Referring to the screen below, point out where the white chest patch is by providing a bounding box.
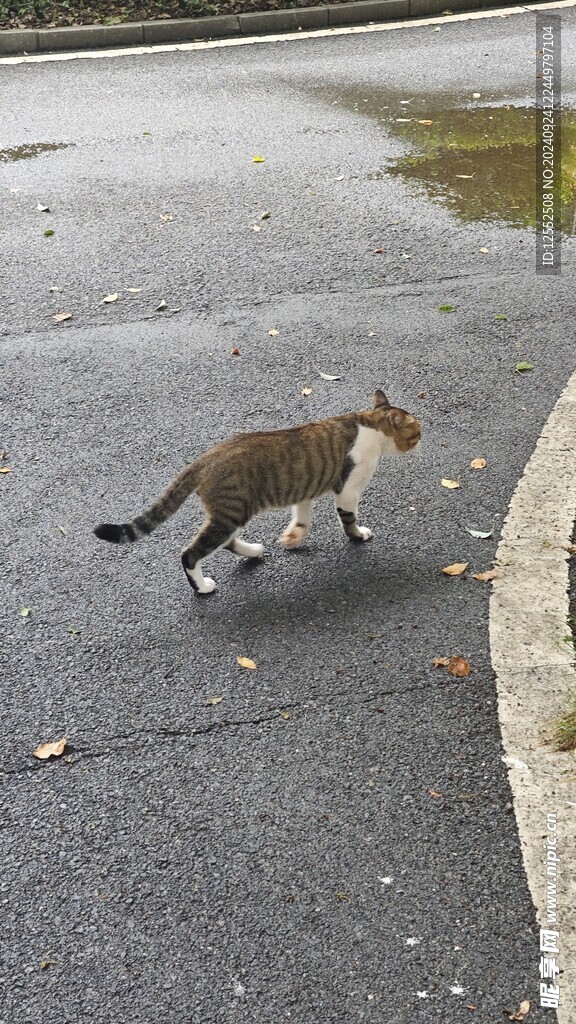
[352,423,397,463]
[344,425,388,491]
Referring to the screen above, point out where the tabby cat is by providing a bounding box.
[94,390,420,594]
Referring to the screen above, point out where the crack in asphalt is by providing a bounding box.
[0,675,462,780]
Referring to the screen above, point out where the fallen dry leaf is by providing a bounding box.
[52,312,72,323]
[465,1005,477,1012]
[466,526,493,539]
[103,293,119,304]
[472,569,501,582]
[374,248,384,254]
[506,1001,531,1022]
[301,386,312,396]
[417,391,425,399]
[231,347,240,356]
[479,247,489,253]
[442,562,468,576]
[237,656,257,670]
[418,119,434,125]
[206,696,224,705]
[268,328,279,336]
[126,287,142,293]
[470,457,487,470]
[433,656,472,676]
[33,737,68,760]
[0,467,11,474]
[448,656,472,677]
[428,788,443,798]
[279,710,291,720]
[455,173,475,179]
[441,478,460,489]
[252,155,265,163]
[336,892,350,901]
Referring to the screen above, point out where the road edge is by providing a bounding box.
[0,0,571,55]
[490,370,576,1021]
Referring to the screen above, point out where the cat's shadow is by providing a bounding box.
[191,541,429,630]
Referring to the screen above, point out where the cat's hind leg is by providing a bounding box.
[333,488,373,542]
[225,534,265,558]
[279,500,313,548]
[181,518,238,593]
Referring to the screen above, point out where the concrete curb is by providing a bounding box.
[490,372,576,1021]
[0,0,533,55]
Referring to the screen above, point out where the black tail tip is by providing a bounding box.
[94,522,124,544]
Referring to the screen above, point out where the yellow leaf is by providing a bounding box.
[237,656,257,670]
[336,892,350,901]
[479,247,489,253]
[0,467,10,474]
[442,562,468,576]
[472,569,501,582]
[206,696,224,705]
[441,478,460,489]
[33,737,68,760]
[470,457,487,470]
[279,710,291,720]
[432,657,450,667]
[52,312,72,322]
[252,155,265,163]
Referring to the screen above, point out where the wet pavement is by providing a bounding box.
[1,9,576,1024]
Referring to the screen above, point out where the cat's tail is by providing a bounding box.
[94,461,200,545]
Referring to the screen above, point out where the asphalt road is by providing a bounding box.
[2,10,575,1023]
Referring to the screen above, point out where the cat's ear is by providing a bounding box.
[373,389,390,409]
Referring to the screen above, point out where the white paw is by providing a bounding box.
[197,577,217,594]
[279,525,307,549]
[358,527,373,541]
[246,542,265,558]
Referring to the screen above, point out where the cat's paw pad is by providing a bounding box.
[357,526,373,541]
[197,577,217,594]
[279,526,307,549]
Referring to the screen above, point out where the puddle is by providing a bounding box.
[318,87,576,235]
[0,142,73,162]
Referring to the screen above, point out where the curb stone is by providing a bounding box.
[490,370,576,1023]
[0,0,527,55]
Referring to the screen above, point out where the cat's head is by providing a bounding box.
[371,389,421,454]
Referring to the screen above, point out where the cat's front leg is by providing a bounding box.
[280,500,313,548]
[333,491,373,542]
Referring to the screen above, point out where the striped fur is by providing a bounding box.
[94,390,421,594]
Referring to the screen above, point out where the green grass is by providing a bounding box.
[552,694,576,752]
